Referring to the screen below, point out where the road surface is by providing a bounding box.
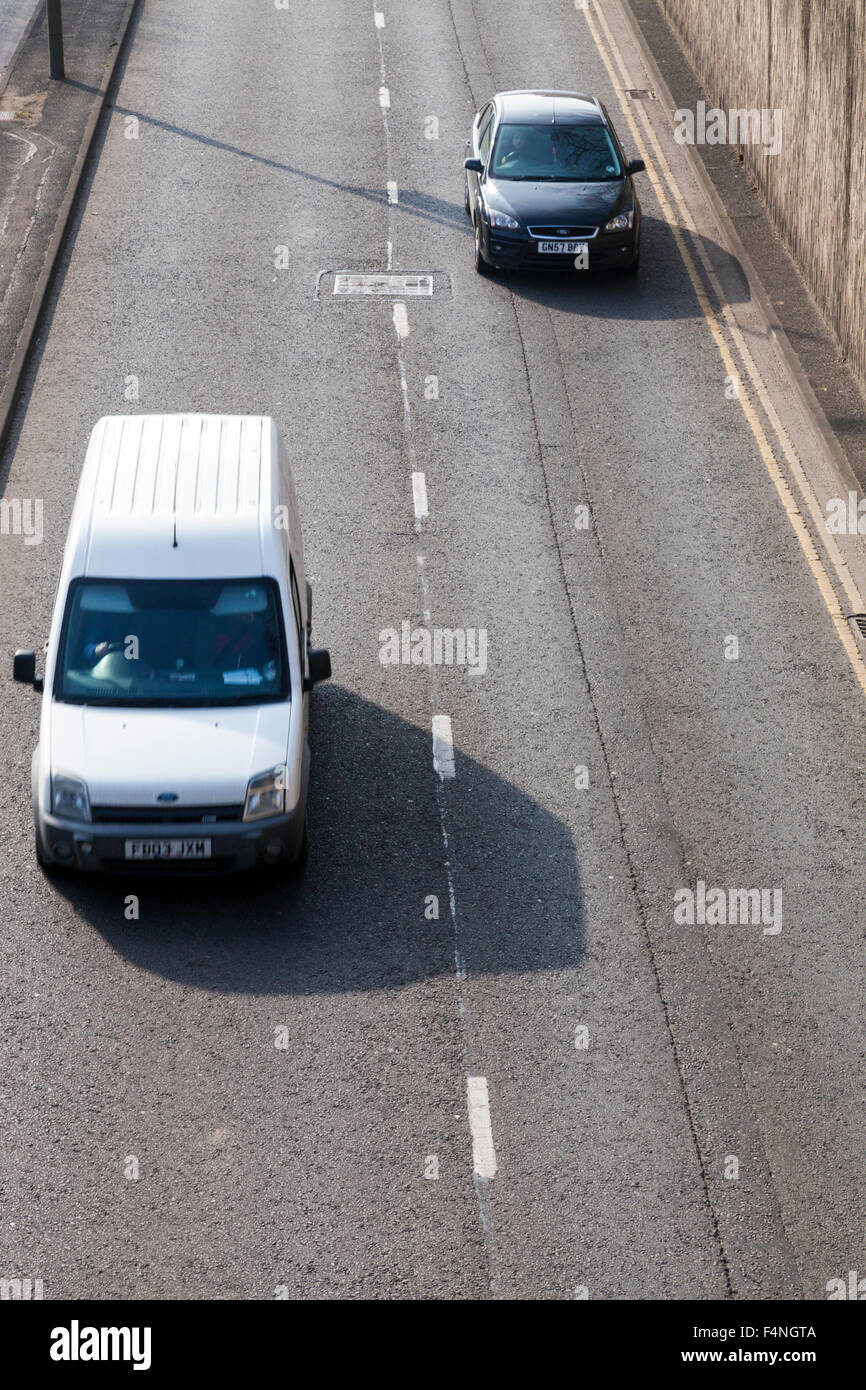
[0,0,864,1299]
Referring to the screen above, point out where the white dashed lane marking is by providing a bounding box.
[411,471,428,519]
[467,1076,497,1181]
[392,301,409,338]
[432,714,455,779]
[387,180,398,204]
[374,11,385,27]
[378,86,390,108]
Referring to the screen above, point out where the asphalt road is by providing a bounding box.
[0,0,864,1300]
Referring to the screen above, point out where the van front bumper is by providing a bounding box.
[36,807,306,875]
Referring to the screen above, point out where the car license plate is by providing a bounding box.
[124,838,212,860]
[538,240,588,255]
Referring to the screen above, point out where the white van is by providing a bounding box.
[13,414,331,874]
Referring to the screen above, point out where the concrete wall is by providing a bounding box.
[656,0,866,391]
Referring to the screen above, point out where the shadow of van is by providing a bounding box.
[46,685,584,994]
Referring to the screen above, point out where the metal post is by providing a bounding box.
[46,0,65,80]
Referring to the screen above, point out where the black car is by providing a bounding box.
[464,90,645,275]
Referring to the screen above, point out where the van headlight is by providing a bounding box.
[243,765,286,821]
[52,773,91,822]
[604,210,634,232]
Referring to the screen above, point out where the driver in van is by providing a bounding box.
[213,611,269,672]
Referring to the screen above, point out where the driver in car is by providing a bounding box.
[497,127,548,174]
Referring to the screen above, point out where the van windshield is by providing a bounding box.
[55,578,289,706]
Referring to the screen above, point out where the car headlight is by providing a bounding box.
[243,765,286,821]
[52,773,91,823]
[488,208,521,229]
[604,210,634,232]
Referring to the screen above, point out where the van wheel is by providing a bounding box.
[36,832,67,878]
[464,179,471,217]
[293,817,309,873]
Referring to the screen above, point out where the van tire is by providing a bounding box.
[36,832,67,878]
[273,814,307,876]
[292,816,309,873]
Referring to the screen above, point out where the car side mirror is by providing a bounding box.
[13,649,42,690]
[626,158,646,175]
[304,647,331,691]
[464,157,483,174]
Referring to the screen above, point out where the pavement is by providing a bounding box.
[0,0,38,83]
[0,0,864,1300]
[0,0,134,452]
[626,0,866,492]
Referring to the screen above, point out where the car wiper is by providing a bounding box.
[496,174,568,181]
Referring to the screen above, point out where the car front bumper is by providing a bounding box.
[482,223,639,270]
[35,805,307,874]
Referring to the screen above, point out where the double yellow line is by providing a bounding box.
[581,0,866,697]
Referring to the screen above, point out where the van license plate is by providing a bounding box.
[125,839,212,860]
[538,240,587,255]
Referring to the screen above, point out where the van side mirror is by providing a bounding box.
[464,157,483,174]
[626,158,646,175]
[304,648,331,691]
[13,649,42,690]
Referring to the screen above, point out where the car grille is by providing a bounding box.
[90,804,244,824]
[527,224,599,239]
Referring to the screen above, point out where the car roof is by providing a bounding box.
[495,90,605,124]
[66,414,287,581]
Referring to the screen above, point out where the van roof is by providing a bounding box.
[67,414,288,580]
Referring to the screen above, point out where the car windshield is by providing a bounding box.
[55,578,288,706]
[490,122,622,181]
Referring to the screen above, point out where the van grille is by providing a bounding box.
[90,804,244,824]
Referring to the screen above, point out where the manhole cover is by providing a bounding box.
[333,273,433,296]
[624,88,655,100]
[849,614,866,638]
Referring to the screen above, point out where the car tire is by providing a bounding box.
[621,250,640,276]
[464,179,471,217]
[474,221,493,275]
